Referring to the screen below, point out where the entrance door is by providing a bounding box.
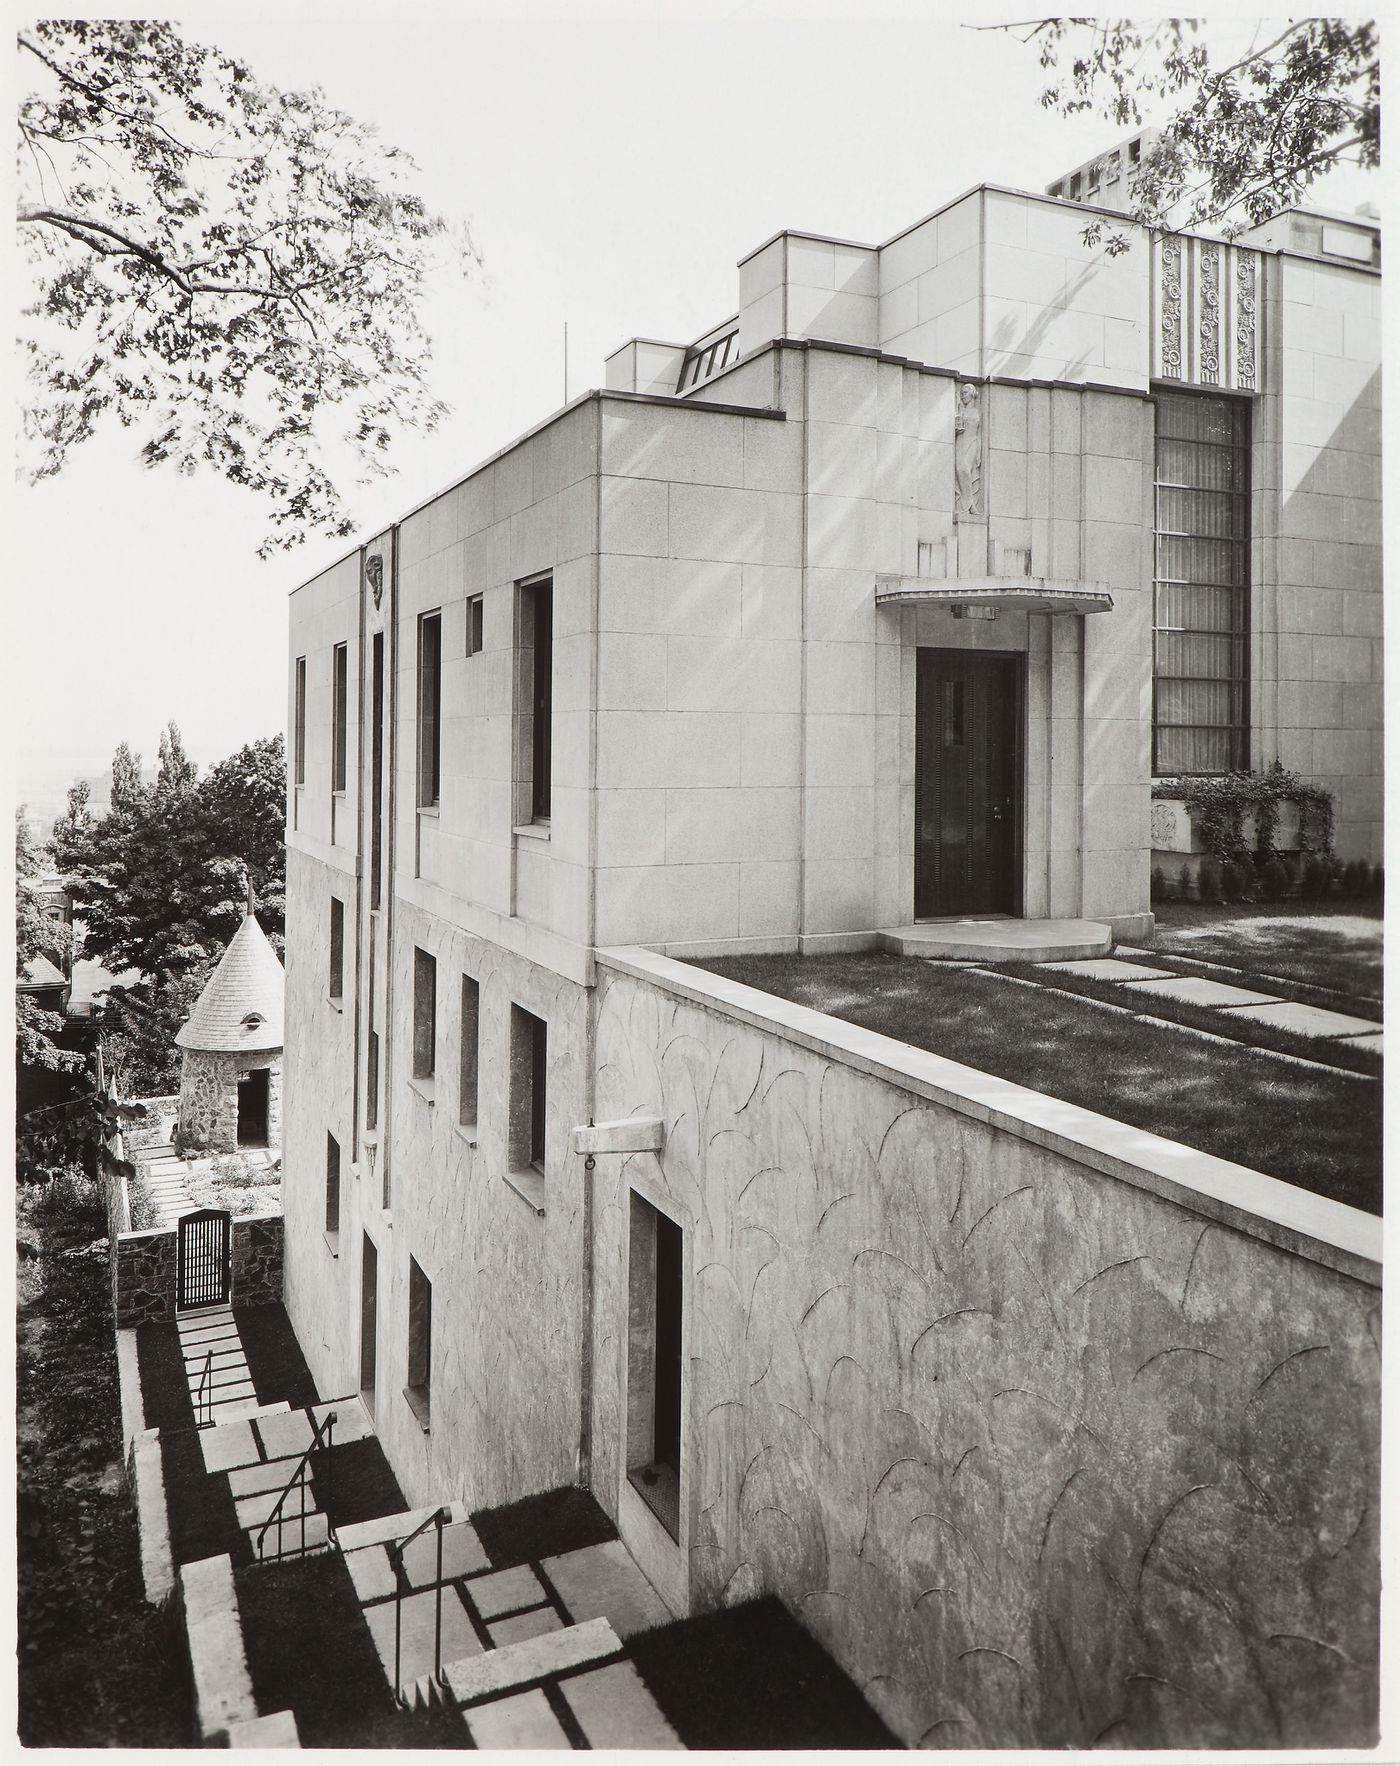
[237,1069,269,1146]
[915,649,1022,918]
[360,1234,378,1413]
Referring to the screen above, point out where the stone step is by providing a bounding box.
[309,1398,376,1444]
[189,1361,253,1392]
[363,1585,481,1693]
[183,1344,247,1370]
[559,1659,683,1750]
[441,1617,622,1707]
[879,917,1113,964]
[248,1509,331,1562]
[200,1379,258,1410]
[396,1521,490,1586]
[466,1688,571,1750]
[337,1502,470,1555]
[227,1456,307,1500]
[198,1406,289,1475]
[235,1483,318,1531]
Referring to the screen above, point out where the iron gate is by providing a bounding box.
[178,1208,231,1309]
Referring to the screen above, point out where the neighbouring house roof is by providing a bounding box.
[176,911,285,1054]
[20,954,68,992]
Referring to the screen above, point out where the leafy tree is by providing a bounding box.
[18,19,477,555]
[51,723,286,1094]
[15,808,80,1075]
[1000,19,1379,247]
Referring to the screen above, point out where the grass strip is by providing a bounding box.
[629,1593,898,1749]
[311,1435,406,1531]
[998,960,1381,1078]
[161,1427,249,1570]
[472,1485,617,1568]
[235,1553,465,1747]
[135,1321,195,1433]
[234,1304,321,1409]
[1148,901,1382,999]
[1130,944,1383,1018]
[697,952,1381,1214]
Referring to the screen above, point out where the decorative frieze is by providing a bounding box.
[1153,234,1262,390]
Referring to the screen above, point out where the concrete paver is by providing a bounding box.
[542,1540,671,1639]
[465,1563,547,1620]
[1218,999,1382,1039]
[560,1659,682,1749]
[466,1688,571,1749]
[257,1410,316,1460]
[228,1457,305,1499]
[199,1419,259,1474]
[228,1709,301,1747]
[235,1483,315,1530]
[488,1607,563,1649]
[248,1510,330,1560]
[443,1617,620,1705]
[399,1520,490,1585]
[1038,957,1176,981]
[1344,1031,1384,1054]
[1121,975,1280,1009]
[363,1585,481,1689]
[345,1543,397,1603]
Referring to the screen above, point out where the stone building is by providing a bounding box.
[176,906,285,1153]
[280,153,1381,1746]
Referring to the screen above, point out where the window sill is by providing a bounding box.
[403,1386,432,1434]
[512,821,551,844]
[323,1230,340,1259]
[327,996,344,1014]
[417,804,441,819]
[455,1122,478,1148]
[408,1077,436,1106]
[503,1168,546,1216]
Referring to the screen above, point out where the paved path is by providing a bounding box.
[1031,954,1382,1055]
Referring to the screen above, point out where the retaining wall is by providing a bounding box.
[589,946,1381,1752]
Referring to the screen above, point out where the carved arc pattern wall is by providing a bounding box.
[1151,234,1261,390]
[589,965,1379,1751]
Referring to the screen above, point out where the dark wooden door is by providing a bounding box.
[178,1209,230,1309]
[915,649,1022,918]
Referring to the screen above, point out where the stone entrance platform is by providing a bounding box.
[879,918,1113,963]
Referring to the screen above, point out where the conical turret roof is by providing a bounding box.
[175,910,285,1054]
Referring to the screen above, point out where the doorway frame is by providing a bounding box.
[912,645,1027,921]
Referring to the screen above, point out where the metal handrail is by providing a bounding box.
[255,1411,336,1561]
[387,1506,448,1705]
[195,1351,214,1429]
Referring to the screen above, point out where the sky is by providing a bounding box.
[8,3,1382,827]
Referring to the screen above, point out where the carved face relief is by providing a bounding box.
[366,551,384,609]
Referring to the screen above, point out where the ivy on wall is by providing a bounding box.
[1152,761,1334,862]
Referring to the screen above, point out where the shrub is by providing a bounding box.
[1198,856,1224,904]
[1260,857,1290,900]
[1303,853,1332,899]
[1150,864,1169,901]
[1236,853,1259,900]
[1221,858,1246,903]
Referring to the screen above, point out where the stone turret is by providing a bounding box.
[175,900,285,1154]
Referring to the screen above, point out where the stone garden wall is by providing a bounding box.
[111,1212,284,1326]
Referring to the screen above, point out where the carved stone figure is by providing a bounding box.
[366,551,385,609]
[954,381,983,519]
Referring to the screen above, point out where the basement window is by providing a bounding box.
[325,1132,341,1240]
[404,1257,432,1431]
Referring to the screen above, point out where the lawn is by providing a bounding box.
[697,952,1380,1214]
[472,1484,618,1568]
[1145,899,1382,1003]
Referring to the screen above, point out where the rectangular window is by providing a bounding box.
[325,1133,341,1236]
[294,657,307,785]
[406,1256,432,1428]
[332,642,348,793]
[367,1029,380,1131]
[466,595,484,657]
[329,897,344,1000]
[1153,391,1251,774]
[508,1004,547,1174]
[459,974,480,1129]
[370,631,384,909]
[413,948,436,1081]
[517,580,553,823]
[627,1193,683,1540]
[417,611,442,808]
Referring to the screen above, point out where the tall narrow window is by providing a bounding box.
[517,579,553,824]
[466,594,484,657]
[417,611,442,808]
[294,657,307,786]
[627,1194,683,1540]
[329,897,344,1000]
[1153,391,1250,774]
[367,1029,380,1131]
[325,1133,341,1236]
[370,631,384,909]
[332,642,348,793]
[413,948,436,1081]
[459,974,480,1129]
[406,1257,432,1428]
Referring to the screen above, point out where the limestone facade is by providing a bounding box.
[283,171,1381,1748]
